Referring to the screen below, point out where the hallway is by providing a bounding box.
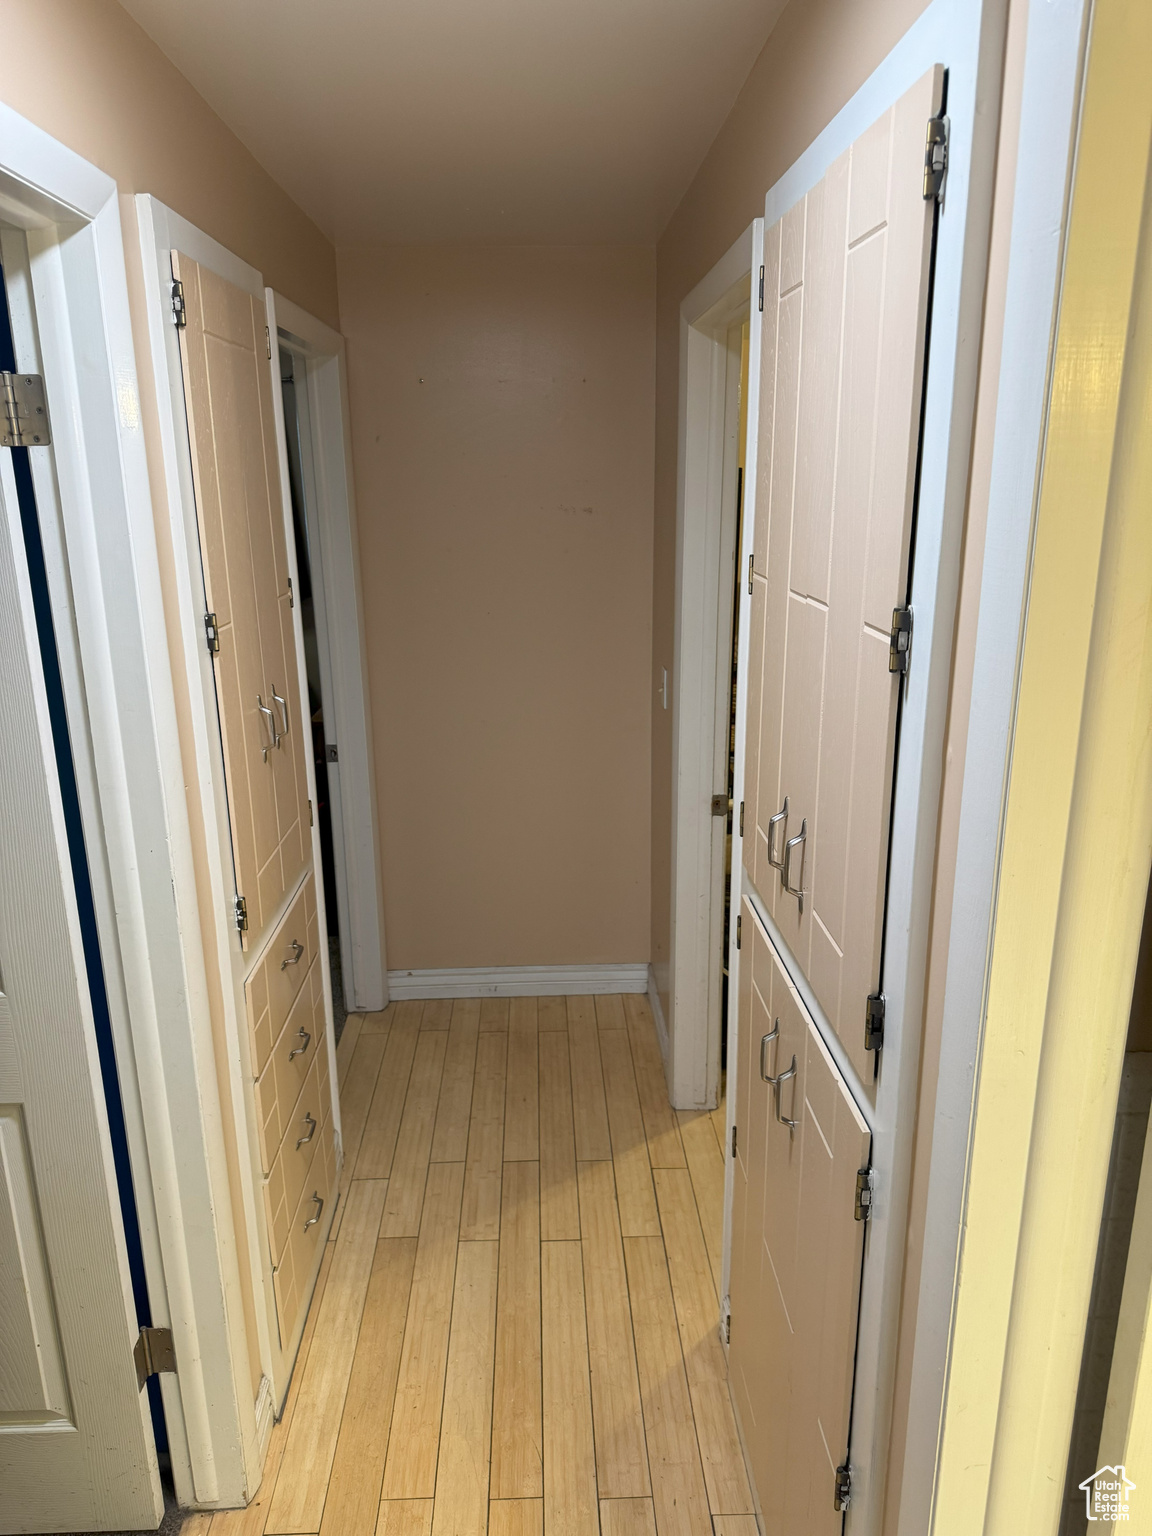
[209,995,752,1536]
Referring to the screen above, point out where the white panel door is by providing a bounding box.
[729,899,871,1533]
[0,453,162,1531]
[745,69,942,1087]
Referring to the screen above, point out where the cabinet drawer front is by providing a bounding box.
[273,1113,336,1351]
[263,1042,331,1268]
[254,956,325,1172]
[245,873,319,1080]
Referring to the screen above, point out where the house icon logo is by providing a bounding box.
[1080,1466,1135,1521]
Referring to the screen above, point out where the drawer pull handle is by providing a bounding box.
[257,694,279,760]
[271,687,289,743]
[296,1112,317,1150]
[281,940,304,970]
[767,796,789,869]
[303,1191,324,1230]
[782,818,807,912]
[773,1055,799,1133]
[759,1022,780,1082]
[288,1027,311,1060]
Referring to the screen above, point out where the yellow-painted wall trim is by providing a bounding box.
[932,0,1152,1531]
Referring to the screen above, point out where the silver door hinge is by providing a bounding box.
[855,1167,874,1222]
[1,372,50,447]
[204,611,220,655]
[308,798,314,827]
[739,800,744,837]
[748,553,754,595]
[758,264,765,312]
[288,575,295,608]
[234,894,249,933]
[924,116,949,202]
[736,914,742,950]
[711,793,729,818]
[171,279,187,329]
[889,606,913,674]
[834,1463,852,1512]
[731,1124,737,1158]
[724,1310,731,1345]
[265,324,272,360]
[865,991,885,1053]
[134,1326,176,1390]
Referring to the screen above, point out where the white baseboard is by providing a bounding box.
[647,965,671,1065]
[386,963,650,1000]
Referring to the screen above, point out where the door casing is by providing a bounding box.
[269,290,389,1015]
[135,195,346,1481]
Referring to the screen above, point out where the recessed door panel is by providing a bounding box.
[0,1101,69,1423]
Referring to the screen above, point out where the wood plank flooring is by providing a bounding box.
[216,995,751,1536]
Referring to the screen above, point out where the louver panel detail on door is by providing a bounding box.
[174,252,310,951]
[743,68,941,1087]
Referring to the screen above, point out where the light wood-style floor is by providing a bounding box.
[207,994,754,1536]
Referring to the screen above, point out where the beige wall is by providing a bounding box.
[338,244,654,972]
[0,0,338,326]
[649,0,931,1011]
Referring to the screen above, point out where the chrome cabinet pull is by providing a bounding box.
[271,686,288,743]
[303,1191,324,1230]
[296,1111,317,1150]
[773,1054,798,1133]
[288,1026,311,1060]
[760,1022,780,1082]
[256,694,278,760]
[281,939,304,971]
[767,796,789,869]
[782,818,807,912]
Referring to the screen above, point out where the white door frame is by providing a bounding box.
[0,107,255,1507]
[668,229,758,1113]
[135,195,345,1451]
[268,291,389,1014]
[895,0,1092,1525]
[705,0,1011,1530]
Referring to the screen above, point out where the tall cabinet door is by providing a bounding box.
[744,68,941,1085]
[174,252,311,951]
[729,901,870,1534]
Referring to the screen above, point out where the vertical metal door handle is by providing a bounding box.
[256,694,278,759]
[782,818,807,911]
[271,687,288,743]
[303,1191,324,1230]
[281,940,304,970]
[767,796,789,868]
[296,1111,317,1150]
[288,1026,311,1060]
[772,1055,798,1132]
[760,1023,780,1082]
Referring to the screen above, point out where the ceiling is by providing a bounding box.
[119,0,786,245]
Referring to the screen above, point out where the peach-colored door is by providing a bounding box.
[174,252,310,952]
[744,68,942,1086]
[730,901,871,1532]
